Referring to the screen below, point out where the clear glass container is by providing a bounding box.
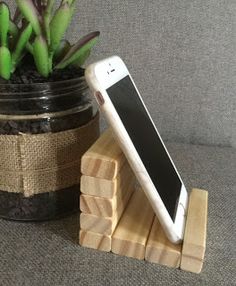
[0,77,99,221]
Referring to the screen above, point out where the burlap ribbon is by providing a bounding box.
[0,113,100,197]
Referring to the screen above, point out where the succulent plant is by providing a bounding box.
[0,0,100,80]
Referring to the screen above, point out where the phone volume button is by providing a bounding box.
[94,91,105,105]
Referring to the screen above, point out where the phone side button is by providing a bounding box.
[94,91,105,105]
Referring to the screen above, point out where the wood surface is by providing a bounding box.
[80,161,136,199]
[180,188,208,273]
[80,180,135,217]
[79,230,111,252]
[79,128,208,273]
[111,189,155,260]
[145,217,182,268]
[81,129,126,180]
[80,175,115,198]
[80,187,134,235]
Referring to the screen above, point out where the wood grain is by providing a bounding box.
[81,175,115,199]
[80,161,136,199]
[81,129,126,180]
[79,230,111,252]
[79,129,208,272]
[111,189,155,260]
[180,188,208,273]
[80,177,135,217]
[145,217,182,268]
[80,187,134,235]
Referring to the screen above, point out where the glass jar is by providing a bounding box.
[0,77,99,221]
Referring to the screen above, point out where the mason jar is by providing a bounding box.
[0,77,99,221]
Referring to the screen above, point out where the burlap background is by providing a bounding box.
[0,113,100,197]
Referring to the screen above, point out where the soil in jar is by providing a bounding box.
[0,55,96,221]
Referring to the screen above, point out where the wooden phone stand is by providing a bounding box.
[79,129,208,274]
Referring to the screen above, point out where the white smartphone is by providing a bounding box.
[85,56,188,244]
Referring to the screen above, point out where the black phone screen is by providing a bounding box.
[106,75,182,220]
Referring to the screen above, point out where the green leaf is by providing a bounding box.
[72,49,90,67]
[33,35,49,77]
[8,21,19,50]
[12,24,32,69]
[54,39,70,62]
[0,2,10,47]
[49,3,72,53]
[16,0,41,36]
[26,42,33,54]
[55,31,100,69]
[0,46,11,80]
[9,20,19,37]
[43,0,55,44]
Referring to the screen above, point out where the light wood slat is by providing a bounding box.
[111,189,155,260]
[180,188,208,273]
[81,129,126,180]
[81,161,135,199]
[80,187,134,235]
[80,175,135,217]
[79,230,111,252]
[81,175,114,198]
[145,217,182,268]
[79,127,208,273]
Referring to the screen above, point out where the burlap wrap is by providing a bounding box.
[0,113,100,197]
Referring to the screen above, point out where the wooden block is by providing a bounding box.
[80,173,135,217]
[81,129,126,180]
[81,161,135,199]
[180,188,208,273]
[80,187,134,235]
[145,217,182,268]
[81,175,115,198]
[79,230,111,252]
[111,189,155,260]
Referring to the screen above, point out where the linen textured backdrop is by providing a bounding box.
[8,0,236,148]
[1,2,236,286]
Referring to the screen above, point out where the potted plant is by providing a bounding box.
[0,0,100,221]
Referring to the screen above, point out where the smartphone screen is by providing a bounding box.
[106,75,182,220]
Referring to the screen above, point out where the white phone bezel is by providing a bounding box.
[85,56,188,243]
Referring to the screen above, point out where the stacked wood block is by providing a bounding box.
[180,188,208,273]
[112,188,155,260]
[79,129,136,251]
[79,129,208,274]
